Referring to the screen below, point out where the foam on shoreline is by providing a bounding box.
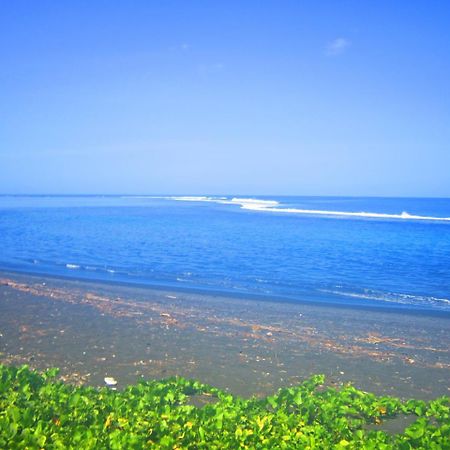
[1,270,449,400]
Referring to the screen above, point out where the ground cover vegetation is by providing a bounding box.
[0,364,448,449]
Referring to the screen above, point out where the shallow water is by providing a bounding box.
[1,195,450,312]
[1,271,448,400]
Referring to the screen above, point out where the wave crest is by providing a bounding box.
[320,289,450,310]
[153,196,450,222]
[253,207,450,221]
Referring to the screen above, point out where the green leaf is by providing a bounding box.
[405,421,426,439]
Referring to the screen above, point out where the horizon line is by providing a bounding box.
[1,193,450,200]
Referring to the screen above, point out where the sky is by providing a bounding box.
[1,1,449,196]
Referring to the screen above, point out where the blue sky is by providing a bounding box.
[1,1,449,196]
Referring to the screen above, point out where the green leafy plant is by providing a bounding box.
[0,364,449,448]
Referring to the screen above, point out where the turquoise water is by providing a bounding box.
[0,195,449,312]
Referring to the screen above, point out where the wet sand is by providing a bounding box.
[0,271,449,399]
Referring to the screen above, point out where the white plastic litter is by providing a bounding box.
[104,377,118,386]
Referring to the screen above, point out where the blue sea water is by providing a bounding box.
[0,195,449,312]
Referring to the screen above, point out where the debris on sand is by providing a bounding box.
[104,376,118,386]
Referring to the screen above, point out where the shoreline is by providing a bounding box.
[1,267,449,318]
[0,270,449,400]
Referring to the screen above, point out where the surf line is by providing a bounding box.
[162,196,450,222]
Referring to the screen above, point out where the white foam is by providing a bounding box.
[66,264,80,269]
[162,196,450,222]
[237,204,450,221]
[167,196,280,209]
[320,289,450,309]
[230,198,280,207]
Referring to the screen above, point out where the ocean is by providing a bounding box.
[1,195,449,312]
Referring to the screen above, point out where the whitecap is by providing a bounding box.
[162,196,450,222]
[230,198,280,207]
[320,289,450,309]
[237,204,450,221]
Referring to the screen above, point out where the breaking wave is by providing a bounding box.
[162,196,450,222]
[244,206,450,221]
[320,289,450,310]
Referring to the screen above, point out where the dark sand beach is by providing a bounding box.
[1,270,449,400]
